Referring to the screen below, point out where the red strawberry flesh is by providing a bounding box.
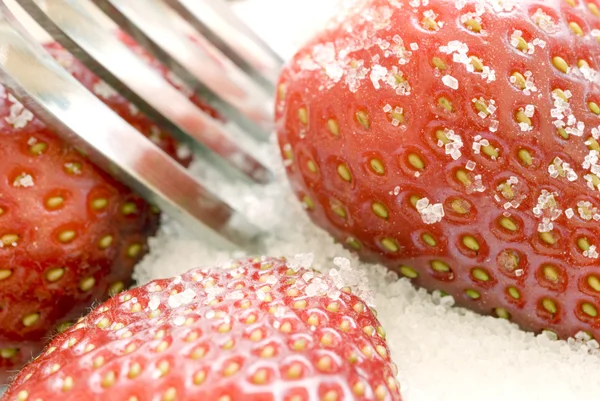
[2,257,401,401]
[276,0,600,339]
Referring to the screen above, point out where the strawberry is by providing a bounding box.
[0,34,213,382]
[2,257,402,401]
[276,0,600,339]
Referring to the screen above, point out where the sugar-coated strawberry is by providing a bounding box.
[2,257,402,401]
[276,0,600,339]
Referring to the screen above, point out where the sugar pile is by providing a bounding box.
[133,1,600,400]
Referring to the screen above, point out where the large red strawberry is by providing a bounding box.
[2,257,402,401]
[0,35,214,382]
[276,0,600,339]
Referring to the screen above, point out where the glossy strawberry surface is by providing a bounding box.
[3,257,401,401]
[276,0,600,339]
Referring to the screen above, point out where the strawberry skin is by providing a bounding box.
[276,0,600,339]
[2,257,401,401]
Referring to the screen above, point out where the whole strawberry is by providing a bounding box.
[276,0,600,339]
[2,257,401,401]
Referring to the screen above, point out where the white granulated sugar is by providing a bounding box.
[133,1,600,401]
[442,75,459,89]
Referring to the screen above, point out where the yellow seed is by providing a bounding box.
[98,235,113,249]
[346,237,361,250]
[363,325,375,336]
[58,230,76,243]
[64,162,82,175]
[353,302,365,314]
[589,102,600,115]
[407,153,425,170]
[277,83,286,100]
[317,356,333,371]
[410,195,422,208]
[557,128,569,140]
[553,88,569,102]
[1,234,19,246]
[0,348,18,359]
[162,387,177,401]
[390,108,404,124]
[515,110,532,126]
[499,217,518,232]
[370,159,385,175]
[431,260,450,273]
[0,269,13,281]
[17,390,28,401]
[356,110,370,129]
[398,266,418,280]
[293,338,307,350]
[372,202,389,219]
[432,57,447,70]
[30,142,47,155]
[511,72,526,90]
[302,195,315,210]
[321,333,334,346]
[539,231,557,245]
[224,362,240,376]
[542,298,557,314]
[193,370,206,385]
[97,317,110,329]
[474,99,490,115]
[470,56,484,72]
[464,18,482,32]
[121,202,138,216]
[381,238,399,252]
[328,119,340,135]
[251,368,269,385]
[588,137,600,151]
[465,289,480,299]
[46,196,64,209]
[108,281,125,296]
[552,56,569,73]
[455,169,472,186]
[514,36,528,52]
[331,204,347,219]
[422,233,437,247]
[438,97,454,112]
[307,160,318,173]
[495,308,511,319]
[92,198,108,210]
[451,199,470,214]
[565,0,576,6]
[569,21,584,36]
[250,329,263,342]
[127,244,142,258]
[508,287,520,299]
[472,268,490,282]
[286,362,303,379]
[579,59,590,69]
[422,17,439,30]
[128,362,142,379]
[298,107,308,125]
[435,129,450,144]
[101,371,116,388]
[190,346,206,360]
[543,265,559,282]
[518,149,533,166]
[260,345,276,358]
[327,302,340,312]
[157,360,170,376]
[22,313,39,327]
[79,277,95,292]
[590,2,600,17]
[462,235,480,251]
[294,299,307,309]
[587,275,600,292]
[582,303,598,317]
[156,341,169,352]
[353,381,366,396]
[337,164,352,182]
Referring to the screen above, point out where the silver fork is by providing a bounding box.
[0,0,284,251]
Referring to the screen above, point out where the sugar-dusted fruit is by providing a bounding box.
[2,257,402,401]
[276,0,600,339]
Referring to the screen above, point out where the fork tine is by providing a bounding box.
[0,1,264,250]
[165,0,283,89]
[16,0,273,184]
[90,0,274,140]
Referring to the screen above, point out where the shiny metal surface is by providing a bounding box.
[166,0,283,88]
[0,1,265,250]
[17,0,272,184]
[92,0,275,140]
